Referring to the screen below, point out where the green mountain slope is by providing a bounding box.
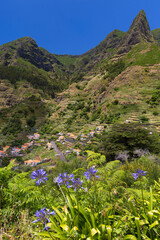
[47,10,160,138]
[152,28,160,45]
[1,9,160,146]
[76,29,126,70]
[0,38,72,145]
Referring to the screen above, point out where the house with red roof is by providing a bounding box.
[24,159,41,166]
[3,146,10,152]
[0,150,5,157]
[73,149,81,156]
[11,147,21,156]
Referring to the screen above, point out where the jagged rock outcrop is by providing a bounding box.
[117,10,154,54]
[0,37,62,71]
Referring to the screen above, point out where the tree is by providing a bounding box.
[100,123,160,161]
[26,115,36,127]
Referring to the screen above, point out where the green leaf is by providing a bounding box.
[124,235,137,240]
[51,206,64,222]
[149,187,153,211]
[128,198,138,216]
[91,228,98,236]
[149,220,159,230]
[135,217,141,240]
[99,224,106,234]
[89,211,96,228]
[139,219,149,225]
[106,225,112,240]
[35,232,51,237]
[81,234,86,239]
[71,226,78,232]
[141,234,151,240]
[66,194,75,218]
[147,211,153,223]
[60,224,70,232]
[78,206,92,229]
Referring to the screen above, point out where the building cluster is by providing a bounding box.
[0,125,105,167]
[0,146,10,158]
[55,126,105,156]
[27,133,40,140]
[0,133,41,166]
[56,126,104,144]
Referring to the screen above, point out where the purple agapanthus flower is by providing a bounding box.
[33,207,55,231]
[132,168,147,180]
[84,167,99,180]
[72,178,84,191]
[31,169,48,185]
[56,173,74,188]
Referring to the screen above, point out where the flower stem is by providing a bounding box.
[41,185,49,208]
[140,179,145,213]
[58,183,70,209]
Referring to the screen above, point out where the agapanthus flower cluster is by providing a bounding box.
[33,207,55,230]
[31,169,48,186]
[56,173,74,188]
[56,172,84,191]
[132,168,147,180]
[84,167,99,180]
[72,178,84,191]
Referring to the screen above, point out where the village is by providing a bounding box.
[0,126,105,167]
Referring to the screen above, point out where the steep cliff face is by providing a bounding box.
[0,37,62,71]
[117,10,154,54]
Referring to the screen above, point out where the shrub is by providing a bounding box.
[153,111,159,116]
[139,115,149,123]
[105,112,120,124]
[112,99,119,105]
[26,115,36,127]
[114,87,119,91]
[106,60,126,80]
[91,111,99,121]
[2,117,22,136]
[99,86,106,93]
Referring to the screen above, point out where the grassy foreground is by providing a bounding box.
[1,151,160,239]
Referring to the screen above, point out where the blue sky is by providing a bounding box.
[0,0,160,55]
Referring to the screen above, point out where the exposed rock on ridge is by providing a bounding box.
[118,10,154,54]
[0,37,62,71]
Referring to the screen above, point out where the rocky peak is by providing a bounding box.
[118,10,154,54]
[0,37,61,71]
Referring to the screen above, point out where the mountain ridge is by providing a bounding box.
[1,9,160,146]
[0,36,62,71]
[0,10,159,73]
